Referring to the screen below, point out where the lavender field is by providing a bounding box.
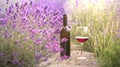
[0,0,120,67]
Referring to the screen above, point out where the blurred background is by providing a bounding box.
[0,0,120,67]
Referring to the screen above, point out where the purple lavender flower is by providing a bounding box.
[0,8,1,12]
[21,17,28,22]
[54,29,60,34]
[45,44,49,49]
[3,57,9,63]
[52,43,62,53]
[60,55,70,60]
[15,2,19,7]
[0,18,7,25]
[14,40,20,44]
[34,39,41,46]
[61,38,68,42]
[18,61,24,67]
[0,0,65,66]
[43,57,48,61]
[20,44,24,49]
[12,23,16,29]
[29,46,32,49]
[60,48,64,52]
[35,52,42,61]
[24,37,29,41]
[12,52,18,57]
[23,2,28,7]
[35,8,41,14]
[0,52,3,57]
[6,0,9,4]
[30,1,33,5]
[76,0,78,6]
[3,30,9,38]
[30,29,42,34]
[116,30,120,39]
[12,58,19,64]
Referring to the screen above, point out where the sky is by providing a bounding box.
[0,0,66,7]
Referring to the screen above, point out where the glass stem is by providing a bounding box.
[81,43,83,56]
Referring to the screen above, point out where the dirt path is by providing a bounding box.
[40,45,99,67]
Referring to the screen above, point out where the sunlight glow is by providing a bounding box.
[64,0,116,13]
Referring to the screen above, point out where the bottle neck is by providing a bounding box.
[63,14,67,26]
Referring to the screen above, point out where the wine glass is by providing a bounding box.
[75,26,88,60]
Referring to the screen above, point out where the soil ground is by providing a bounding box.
[40,45,99,67]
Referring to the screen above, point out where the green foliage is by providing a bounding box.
[100,42,120,67]
[0,37,36,67]
[67,0,120,67]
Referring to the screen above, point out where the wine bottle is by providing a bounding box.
[60,14,70,57]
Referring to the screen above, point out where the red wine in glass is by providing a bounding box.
[75,36,88,43]
[75,27,88,60]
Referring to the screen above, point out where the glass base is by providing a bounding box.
[77,57,87,60]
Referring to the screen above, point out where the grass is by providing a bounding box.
[66,0,120,67]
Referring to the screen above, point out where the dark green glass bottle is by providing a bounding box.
[60,14,70,57]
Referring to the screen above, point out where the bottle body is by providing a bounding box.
[60,14,70,57]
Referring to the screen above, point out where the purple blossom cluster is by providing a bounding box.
[0,0,64,66]
[0,52,3,57]
[60,55,70,60]
[61,38,68,42]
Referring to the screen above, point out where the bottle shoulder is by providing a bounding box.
[61,26,70,31]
